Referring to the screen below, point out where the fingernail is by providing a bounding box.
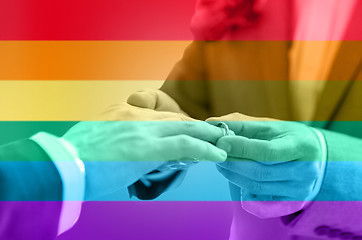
[218,141,231,153]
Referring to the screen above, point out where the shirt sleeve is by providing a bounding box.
[30,132,85,236]
[306,128,327,201]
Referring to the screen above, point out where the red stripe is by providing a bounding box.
[0,0,195,40]
[0,0,361,40]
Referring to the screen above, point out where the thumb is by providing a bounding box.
[127,89,157,110]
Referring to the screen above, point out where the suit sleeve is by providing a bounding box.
[160,41,211,120]
[0,139,62,240]
[288,129,362,238]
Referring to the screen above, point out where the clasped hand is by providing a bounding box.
[208,113,325,218]
[127,90,325,217]
[63,103,227,200]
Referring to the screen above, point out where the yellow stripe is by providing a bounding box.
[0,80,163,121]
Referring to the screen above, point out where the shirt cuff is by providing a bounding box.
[30,132,85,236]
[306,128,327,201]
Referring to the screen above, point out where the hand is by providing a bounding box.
[127,88,185,113]
[63,104,227,200]
[208,113,325,218]
[128,89,192,174]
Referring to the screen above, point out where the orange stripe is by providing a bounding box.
[0,41,190,80]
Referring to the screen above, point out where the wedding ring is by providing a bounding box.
[217,122,230,136]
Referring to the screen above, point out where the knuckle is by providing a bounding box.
[177,135,193,151]
[183,121,194,129]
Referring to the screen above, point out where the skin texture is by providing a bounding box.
[208,113,323,218]
[63,103,226,200]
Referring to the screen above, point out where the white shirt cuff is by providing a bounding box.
[306,128,327,201]
[30,132,85,236]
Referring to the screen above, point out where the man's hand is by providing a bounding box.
[208,113,325,218]
[127,88,185,113]
[63,104,226,200]
[127,89,193,178]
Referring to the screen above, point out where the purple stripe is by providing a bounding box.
[2,201,362,239]
[59,201,233,240]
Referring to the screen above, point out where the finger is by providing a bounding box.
[216,165,295,197]
[216,136,302,164]
[160,121,226,144]
[127,90,157,110]
[207,114,275,139]
[156,135,227,163]
[219,158,320,182]
[217,158,297,181]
